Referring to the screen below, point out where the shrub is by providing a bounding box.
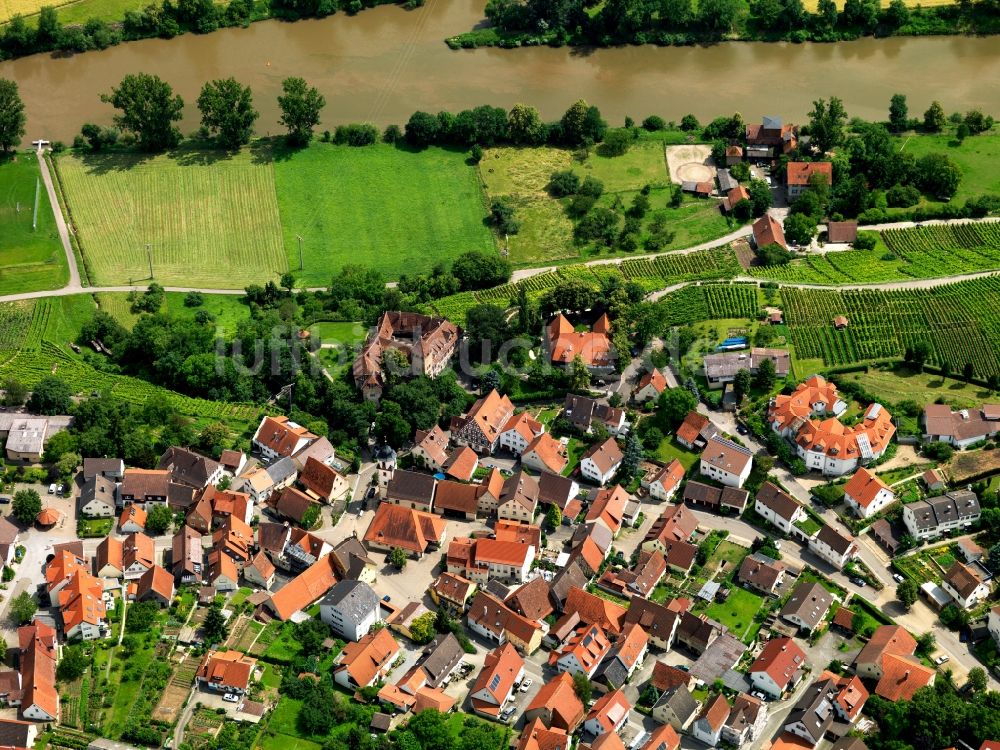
[852,231,878,250]
[642,115,666,131]
[548,170,581,197]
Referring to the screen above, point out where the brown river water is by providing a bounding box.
[2,0,1000,142]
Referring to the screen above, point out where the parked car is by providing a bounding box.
[519,678,532,693]
[936,655,950,665]
[0,497,9,505]
[736,424,748,435]
[851,578,867,588]
[893,573,905,583]
[223,693,240,703]
[47,484,56,494]
[500,706,516,721]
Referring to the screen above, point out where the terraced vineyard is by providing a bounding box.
[429,247,741,320]
[782,276,1000,376]
[0,298,262,422]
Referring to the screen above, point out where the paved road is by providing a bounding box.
[35,145,81,291]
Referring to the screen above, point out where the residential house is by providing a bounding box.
[505,578,554,623]
[873,652,935,701]
[922,404,1000,449]
[583,689,631,737]
[524,672,585,732]
[3,418,47,462]
[197,650,257,694]
[13,621,59,722]
[538,473,580,511]
[722,694,767,747]
[429,572,475,612]
[547,314,614,373]
[699,436,753,488]
[563,395,627,435]
[902,490,981,540]
[941,561,991,609]
[0,517,17,568]
[816,671,869,725]
[674,611,723,655]
[550,623,611,677]
[469,642,524,719]
[467,591,543,654]
[94,536,123,579]
[558,587,627,637]
[643,504,699,551]
[691,694,730,747]
[251,415,318,462]
[619,598,679,651]
[580,438,624,486]
[206,550,239,592]
[353,311,460,401]
[754,482,804,533]
[45,549,89,598]
[79,475,117,518]
[320,579,380,641]
[452,390,516,454]
[413,425,451,470]
[808,525,858,570]
[265,553,339,621]
[243,552,276,589]
[737,553,785,596]
[783,678,842,746]
[598,550,666,600]
[497,471,540,523]
[500,412,545,456]
[334,629,399,690]
[647,460,685,503]
[118,504,146,534]
[569,522,614,578]
[0,719,36,749]
[119,468,183,509]
[780,582,834,632]
[158,446,223,490]
[595,621,648,687]
[83,458,124,481]
[843,468,895,519]
[550,562,590,612]
[853,625,935,701]
[122,532,155,580]
[299,456,349,503]
[136,565,174,607]
[363,503,447,558]
[721,184,751,213]
[752,214,787,251]
[651,685,699,732]
[58,571,107,640]
[703,349,791,390]
[587,485,629,537]
[272,486,317,526]
[682,481,749,515]
[746,116,798,158]
[521,433,569,475]
[749,638,806,699]
[219,449,248,476]
[769,377,895,477]
[212,515,254,567]
[853,625,918,680]
[786,162,833,201]
[433,480,485,520]
[517,720,569,750]
[675,412,719,450]
[634,369,668,403]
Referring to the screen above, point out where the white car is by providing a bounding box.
[519,678,532,693]
[935,655,950,665]
[47,484,56,494]
[223,693,240,703]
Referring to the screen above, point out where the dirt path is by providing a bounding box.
[35,146,81,290]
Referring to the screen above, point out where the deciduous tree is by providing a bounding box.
[197,77,258,149]
[277,76,325,146]
[0,78,26,152]
[896,579,917,610]
[389,546,408,570]
[888,93,908,132]
[101,73,184,152]
[12,489,41,525]
[923,101,947,132]
[10,591,36,625]
[808,97,848,153]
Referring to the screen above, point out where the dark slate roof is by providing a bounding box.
[387,469,437,505]
[420,633,465,688]
[653,685,699,724]
[266,457,298,485]
[550,561,590,609]
[321,579,379,625]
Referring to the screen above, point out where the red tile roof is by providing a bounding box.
[753,214,786,250]
[875,652,934,701]
[266,553,339,621]
[363,503,446,555]
[843,467,892,509]
[337,629,399,687]
[787,161,833,187]
[548,314,613,368]
[526,672,585,731]
[197,649,257,692]
[750,637,806,691]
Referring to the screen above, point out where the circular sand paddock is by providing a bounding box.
[675,162,715,183]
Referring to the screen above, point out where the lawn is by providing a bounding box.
[95,291,251,334]
[842,367,991,410]
[479,141,731,266]
[704,587,764,643]
[57,149,288,288]
[897,128,1000,204]
[77,517,113,538]
[0,0,150,24]
[310,321,367,347]
[653,435,700,471]
[562,437,587,477]
[273,143,494,284]
[705,540,751,577]
[0,153,69,295]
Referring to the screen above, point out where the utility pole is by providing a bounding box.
[146,243,153,279]
[296,235,303,271]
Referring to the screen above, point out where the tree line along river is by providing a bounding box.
[2,0,1000,143]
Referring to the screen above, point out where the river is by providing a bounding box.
[3,0,1000,142]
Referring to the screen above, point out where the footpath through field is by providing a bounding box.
[2,205,999,306]
[35,144,81,290]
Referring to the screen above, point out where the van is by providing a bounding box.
[48,484,56,495]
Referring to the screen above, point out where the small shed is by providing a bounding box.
[725,145,744,165]
[769,311,783,325]
[371,713,392,733]
[827,221,859,244]
[833,316,849,330]
[923,469,946,492]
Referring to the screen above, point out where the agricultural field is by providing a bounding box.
[57,149,287,288]
[0,296,262,423]
[781,276,1000,376]
[273,143,494,284]
[897,129,1000,204]
[479,141,732,265]
[0,0,148,24]
[749,223,1000,285]
[656,283,761,326]
[431,246,742,321]
[0,154,69,295]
